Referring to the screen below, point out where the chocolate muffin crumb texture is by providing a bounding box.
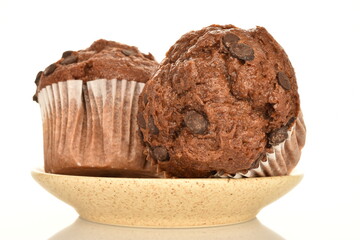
[138,25,300,177]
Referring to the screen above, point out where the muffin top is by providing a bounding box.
[33,39,158,101]
[138,25,300,177]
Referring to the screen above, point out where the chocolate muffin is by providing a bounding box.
[34,39,162,177]
[138,25,306,178]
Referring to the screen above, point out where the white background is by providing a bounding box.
[0,0,359,239]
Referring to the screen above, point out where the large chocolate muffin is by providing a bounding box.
[138,25,305,178]
[34,39,162,177]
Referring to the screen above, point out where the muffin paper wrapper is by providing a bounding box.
[217,111,306,178]
[38,79,158,176]
[38,79,305,178]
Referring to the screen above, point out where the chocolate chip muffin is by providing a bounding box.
[138,25,306,178]
[34,39,162,177]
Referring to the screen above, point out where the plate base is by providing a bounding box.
[32,169,303,228]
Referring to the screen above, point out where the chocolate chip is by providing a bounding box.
[277,72,291,90]
[268,126,288,145]
[223,33,240,47]
[121,49,135,56]
[32,94,38,102]
[184,110,208,134]
[137,113,146,129]
[34,71,42,85]
[152,146,169,162]
[228,43,255,61]
[62,51,73,58]
[43,64,57,76]
[61,55,78,65]
[148,115,159,135]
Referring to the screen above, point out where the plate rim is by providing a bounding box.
[31,167,303,181]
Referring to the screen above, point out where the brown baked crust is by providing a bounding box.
[35,40,160,177]
[34,39,158,101]
[138,25,300,178]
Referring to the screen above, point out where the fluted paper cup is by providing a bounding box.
[38,79,159,177]
[216,111,306,178]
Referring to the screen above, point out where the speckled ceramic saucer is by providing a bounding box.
[31,169,303,228]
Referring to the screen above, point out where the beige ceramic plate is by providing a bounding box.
[32,169,303,228]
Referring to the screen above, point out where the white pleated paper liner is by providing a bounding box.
[216,111,306,178]
[38,79,158,177]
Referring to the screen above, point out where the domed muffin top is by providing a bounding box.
[33,39,158,101]
[138,25,300,177]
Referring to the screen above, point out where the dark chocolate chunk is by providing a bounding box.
[223,33,240,47]
[277,72,291,90]
[34,71,42,85]
[268,126,288,145]
[121,49,135,56]
[152,146,169,162]
[61,55,78,65]
[137,113,146,129]
[184,110,208,134]
[43,64,57,76]
[148,115,159,135]
[62,51,73,58]
[32,94,38,102]
[229,43,255,61]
